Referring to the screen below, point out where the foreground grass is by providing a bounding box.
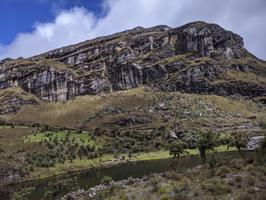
[97,158,266,200]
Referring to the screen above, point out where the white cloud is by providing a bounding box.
[1,0,266,60]
[0,7,96,59]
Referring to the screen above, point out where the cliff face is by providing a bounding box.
[0,21,265,101]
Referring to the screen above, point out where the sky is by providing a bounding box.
[0,0,265,60]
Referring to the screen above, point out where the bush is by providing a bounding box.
[246,176,254,186]
[230,159,243,170]
[216,166,230,178]
[11,187,35,200]
[161,194,170,200]
[227,180,235,186]
[164,171,182,181]
[201,180,231,195]
[149,174,161,192]
[158,183,170,194]
[257,191,266,200]
[247,187,256,194]
[100,176,112,185]
[235,176,242,183]
[238,193,252,200]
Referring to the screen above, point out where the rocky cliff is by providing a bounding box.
[0,21,265,101]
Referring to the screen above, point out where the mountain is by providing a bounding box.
[0,22,266,189]
[0,21,265,104]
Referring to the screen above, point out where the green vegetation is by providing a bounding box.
[168,140,188,163]
[0,87,264,188]
[41,177,79,200]
[155,54,188,65]
[101,176,113,185]
[95,156,266,200]
[226,71,266,85]
[231,133,248,160]
[10,187,35,200]
[197,131,219,164]
[24,131,102,168]
[24,131,99,147]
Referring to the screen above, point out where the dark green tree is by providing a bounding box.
[209,153,217,176]
[257,131,266,163]
[169,140,188,160]
[197,131,218,164]
[232,133,247,160]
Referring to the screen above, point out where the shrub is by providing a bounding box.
[10,187,35,200]
[227,180,235,186]
[126,177,134,185]
[216,166,230,178]
[149,174,161,192]
[259,176,266,182]
[95,190,109,200]
[238,193,252,200]
[158,183,171,194]
[257,191,266,200]
[201,180,231,195]
[161,194,170,200]
[235,176,242,183]
[230,159,243,170]
[100,176,112,185]
[164,171,182,181]
[246,176,254,186]
[247,187,256,194]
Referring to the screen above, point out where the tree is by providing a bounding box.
[197,132,218,164]
[208,153,217,176]
[232,133,247,160]
[169,140,188,160]
[100,176,113,185]
[257,131,266,163]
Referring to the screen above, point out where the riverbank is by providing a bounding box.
[3,145,236,187]
[63,158,266,200]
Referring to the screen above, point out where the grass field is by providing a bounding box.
[24,131,102,147]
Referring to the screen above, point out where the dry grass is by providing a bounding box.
[7,87,265,132]
[226,71,266,85]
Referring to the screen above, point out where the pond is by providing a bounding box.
[0,151,244,200]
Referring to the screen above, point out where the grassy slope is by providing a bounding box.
[7,87,266,132]
[0,87,265,183]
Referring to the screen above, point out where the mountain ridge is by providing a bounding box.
[0,21,265,103]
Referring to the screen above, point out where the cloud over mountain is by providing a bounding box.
[1,0,265,59]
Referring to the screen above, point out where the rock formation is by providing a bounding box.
[0,21,265,101]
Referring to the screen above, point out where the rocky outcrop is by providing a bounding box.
[0,166,22,186]
[0,21,265,101]
[61,177,146,200]
[115,115,152,126]
[0,87,39,114]
[0,59,81,101]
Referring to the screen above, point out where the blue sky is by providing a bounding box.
[0,0,102,45]
[0,0,265,60]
